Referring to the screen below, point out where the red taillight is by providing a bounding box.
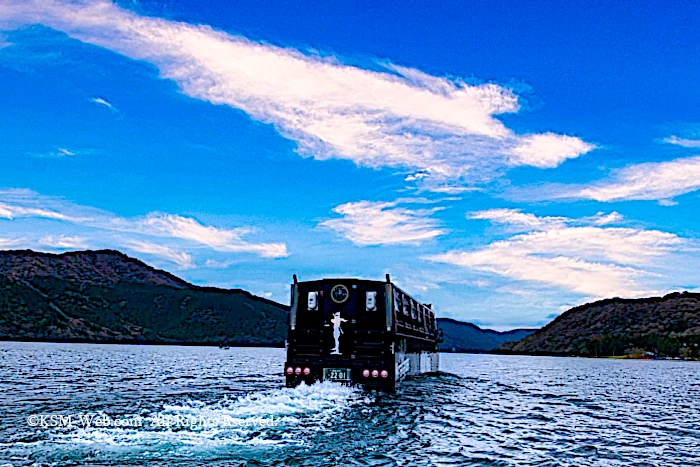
[371,369,379,378]
[380,370,389,378]
[303,367,311,376]
[362,369,370,378]
[295,367,302,375]
[286,366,293,375]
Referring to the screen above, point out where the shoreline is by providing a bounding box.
[1,339,698,360]
[0,337,285,348]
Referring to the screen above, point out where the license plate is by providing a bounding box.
[323,368,351,381]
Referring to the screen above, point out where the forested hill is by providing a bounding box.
[0,249,289,345]
[499,292,700,357]
[437,318,535,352]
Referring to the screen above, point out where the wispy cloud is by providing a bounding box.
[519,156,700,203]
[0,0,595,189]
[88,96,118,112]
[0,190,82,221]
[469,208,568,231]
[571,156,700,202]
[663,135,700,148]
[28,147,77,158]
[0,189,288,258]
[469,209,624,231]
[425,209,684,299]
[128,213,288,258]
[38,234,88,249]
[123,239,194,269]
[319,199,447,246]
[204,258,237,269]
[0,237,20,248]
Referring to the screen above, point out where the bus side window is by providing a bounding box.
[402,294,410,316]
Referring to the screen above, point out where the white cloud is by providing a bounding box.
[470,208,624,230]
[130,213,288,258]
[404,171,431,182]
[663,135,700,148]
[0,237,20,248]
[27,147,77,158]
[528,156,700,203]
[510,133,596,168]
[425,209,683,299]
[204,258,237,269]
[469,208,568,230]
[0,189,288,258]
[575,156,700,202]
[38,235,88,249]
[0,0,594,188]
[0,189,102,223]
[319,199,447,246]
[89,96,117,111]
[658,199,678,207]
[588,211,623,225]
[0,197,79,221]
[123,239,194,269]
[424,186,483,194]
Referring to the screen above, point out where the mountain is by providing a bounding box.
[437,318,536,353]
[500,292,700,357]
[0,249,289,346]
[0,249,536,351]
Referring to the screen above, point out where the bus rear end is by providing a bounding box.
[284,277,395,391]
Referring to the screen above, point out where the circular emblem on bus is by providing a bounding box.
[330,284,349,304]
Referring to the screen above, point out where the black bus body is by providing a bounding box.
[284,275,439,391]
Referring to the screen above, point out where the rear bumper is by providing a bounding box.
[284,362,395,391]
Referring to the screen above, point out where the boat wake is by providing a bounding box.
[7,382,371,463]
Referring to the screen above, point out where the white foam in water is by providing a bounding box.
[48,382,370,451]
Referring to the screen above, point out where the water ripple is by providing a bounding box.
[1,343,699,466]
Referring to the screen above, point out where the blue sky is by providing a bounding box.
[1,0,699,329]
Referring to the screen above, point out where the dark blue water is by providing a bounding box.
[1,342,699,466]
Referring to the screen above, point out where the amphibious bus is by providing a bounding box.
[284,275,439,391]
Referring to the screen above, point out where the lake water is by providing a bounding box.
[1,342,699,466]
